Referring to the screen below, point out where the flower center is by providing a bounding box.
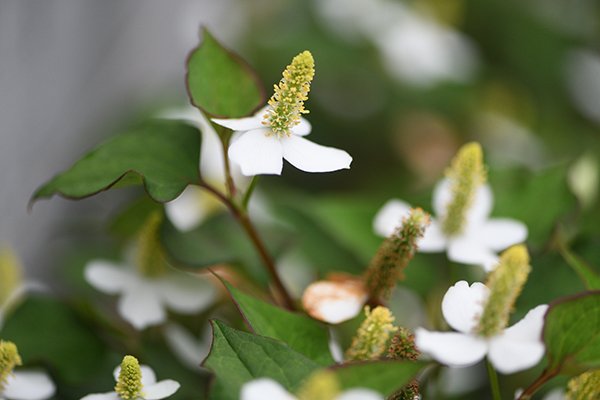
[0,248,23,307]
[441,142,486,236]
[115,355,143,400]
[346,306,398,361]
[0,340,22,391]
[365,208,429,301]
[476,245,531,337]
[567,369,600,400]
[296,371,340,400]
[263,50,315,138]
[136,212,168,278]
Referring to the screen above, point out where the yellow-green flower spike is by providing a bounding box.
[566,369,600,400]
[0,247,23,306]
[365,208,429,301]
[0,340,22,391]
[476,245,531,337]
[386,328,421,400]
[136,212,168,278]
[296,370,340,400]
[114,355,143,400]
[346,306,398,361]
[264,50,315,137]
[441,142,486,236]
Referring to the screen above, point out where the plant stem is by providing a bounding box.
[199,181,296,311]
[517,367,560,400]
[487,360,501,400]
[242,176,260,210]
[212,122,236,198]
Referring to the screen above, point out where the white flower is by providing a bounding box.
[1,370,55,400]
[374,179,528,271]
[80,362,179,400]
[85,260,216,330]
[160,106,248,232]
[212,106,352,176]
[240,378,383,400]
[415,281,548,374]
[163,323,211,371]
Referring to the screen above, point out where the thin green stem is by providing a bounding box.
[487,359,501,400]
[242,176,260,210]
[199,181,296,311]
[211,122,236,198]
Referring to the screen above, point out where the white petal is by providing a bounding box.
[240,378,296,400]
[419,218,447,252]
[117,283,166,330]
[336,389,384,400]
[372,199,412,238]
[328,327,344,363]
[281,135,352,173]
[4,370,55,400]
[165,187,209,232]
[447,236,499,271]
[432,179,493,227]
[113,365,157,386]
[79,393,119,400]
[164,323,211,370]
[481,219,528,251]
[158,273,216,314]
[211,114,264,132]
[158,106,202,126]
[228,129,284,176]
[290,117,311,136]
[144,380,181,399]
[302,280,367,324]
[84,261,137,295]
[488,305,548,374]
[415,329,488,367]
[441,281,489,334]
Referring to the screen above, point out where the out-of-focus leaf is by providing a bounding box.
[543,291,600,374]
[559,247,600,290]
[32,120,200,203]
[203,320,319,400]
[109,196,162,239]
[224,281,334,366]
[187,29,265,118]
[332,360,426,396]
[1,296,108,385]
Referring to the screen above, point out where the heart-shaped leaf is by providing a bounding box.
[224,281,334,366]
[187,29,265,118]
[32,120,200,204]
[544,291,600,374]
[203,320,319,400]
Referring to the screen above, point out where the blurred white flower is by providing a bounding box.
[415,281,547,374]
[85,260,216,330]
[213,106,352,176]
[160,106,248,232]
[80,357,179,400]
[2,371,55,400]
[374,179,528,271]
[164,323,211,371]
[241,378,383,400]
[316,0,478,87]
[566,49,600,125]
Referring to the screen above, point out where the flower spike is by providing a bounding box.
[115,355,144,400]
[346,306,398,361]
[0,340,22,391]
[441,142,486,236]
[264,51,315,137]
[566,369,600,400]
[0,248,23,306]
[476,245,531,337]
[296,370,340,400]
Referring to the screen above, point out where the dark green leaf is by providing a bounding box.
[332,360,426,396]
[186,29,265,118]
[203,320,319,400]
[544,291,600,374]
[224,281,334,366]
[32,120,200,203]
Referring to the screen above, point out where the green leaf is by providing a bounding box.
[224,281,334,366]
[544,291,600,374]
[1,296,108,385]
[559,247,600,290]
[204,320,319,400]
[332,360,426,396]
[32,120,200,203]
[187,29,265,118]
[109,195,163,239]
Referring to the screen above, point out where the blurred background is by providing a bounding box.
[1,0,600,398]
